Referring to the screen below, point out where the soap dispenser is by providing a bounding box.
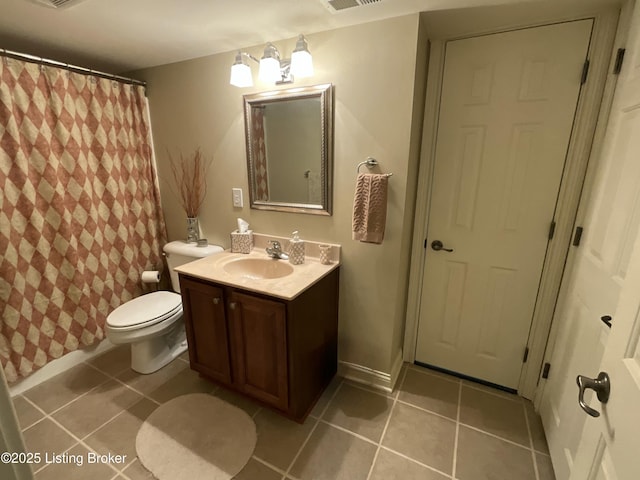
[288,231,305,265]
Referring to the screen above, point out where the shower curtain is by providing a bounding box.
[251,107,269,201]
[0,57,167,382]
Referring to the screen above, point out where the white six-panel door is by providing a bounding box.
[542,2,640,479]
[415,20,593,389]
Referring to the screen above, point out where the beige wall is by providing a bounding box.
[133,15,423,375]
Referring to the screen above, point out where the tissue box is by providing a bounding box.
[230,230,253,254]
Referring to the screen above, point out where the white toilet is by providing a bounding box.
[105,240,223,374]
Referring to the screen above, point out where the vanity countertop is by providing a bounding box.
[175,249,340,300]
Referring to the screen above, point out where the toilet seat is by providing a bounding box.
[107,291,183,331]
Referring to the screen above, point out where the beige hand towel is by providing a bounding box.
[352,173,389,244]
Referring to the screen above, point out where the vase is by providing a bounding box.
[186,217,200,243]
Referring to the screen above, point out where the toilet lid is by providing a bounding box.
[107,291,182,328]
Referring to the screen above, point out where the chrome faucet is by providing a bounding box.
[266,240,289,260]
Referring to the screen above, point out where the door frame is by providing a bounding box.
[403,5,620,399]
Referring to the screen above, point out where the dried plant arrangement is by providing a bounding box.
[168,148,212,217]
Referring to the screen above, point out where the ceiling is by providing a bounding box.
[0,0,546,74]
[0,0,619,74]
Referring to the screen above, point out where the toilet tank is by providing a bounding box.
[163,241,223,293]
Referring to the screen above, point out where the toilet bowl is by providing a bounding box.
[105,241,223,374]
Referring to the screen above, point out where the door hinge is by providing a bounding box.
[581,59,590,85]
[572,226,584,246]
[548,220,556,240]
[523,347,529,363]
[613,48,626,75]
[542,362,551,379]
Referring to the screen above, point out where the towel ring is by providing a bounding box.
[356,157,393,176]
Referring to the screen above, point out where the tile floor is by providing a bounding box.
[11,348,555,480]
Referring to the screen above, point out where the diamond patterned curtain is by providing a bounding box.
[0,57,167,382]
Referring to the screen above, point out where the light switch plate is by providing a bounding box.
[232,188,243,207]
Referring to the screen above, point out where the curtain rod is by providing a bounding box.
[0,48,146,88]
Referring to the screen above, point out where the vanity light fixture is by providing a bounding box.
[230,35,314,88]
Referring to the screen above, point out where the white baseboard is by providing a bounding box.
[9,339,117,397]
[338,350,405,393]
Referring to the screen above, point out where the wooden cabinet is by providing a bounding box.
[178,268,339,421]
[180,280,232,384]
[229,290,288,411]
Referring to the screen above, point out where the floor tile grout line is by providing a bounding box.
[21,377,146,476]
[364,365,406,480]
[523,401,541,480]
[83,355,214,414]
[117,467,135,480]
[120,459,148,480]
[452,380,462,478]
[83,358,132,379]
[395,398,457,423]
[14,396,46,432]
[24,357,161,425]
[392,395,536,452]
[84,353,207,408]
[460,422,535,451]
[22,415,122,478]
[111,471,131,480]
[84,359,174,407]
[283,378,345,477]
[252,455,289,476]
[23,368,114,418]
[44,411,128,476]
[251,407,263,419]
[379,445,454,479]
[317,419,379,446]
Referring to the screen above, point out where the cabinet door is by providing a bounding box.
[180,276,232,384]
[229,291,288,410]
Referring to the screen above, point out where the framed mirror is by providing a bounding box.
[243,83,333,215]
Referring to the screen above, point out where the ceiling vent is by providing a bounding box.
[321,0,384,13]
[30,0,89,9]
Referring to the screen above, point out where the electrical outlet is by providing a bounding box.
[232,188,243,207]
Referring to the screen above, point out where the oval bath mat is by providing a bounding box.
[136,393,256,480]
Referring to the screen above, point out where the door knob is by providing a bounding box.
[576,372,610,417]
[212,298,220,305]
[229,302,237,310]
[431,240,454,252]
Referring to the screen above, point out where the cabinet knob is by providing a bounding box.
[212,298,220,305]
[229,302,237,310]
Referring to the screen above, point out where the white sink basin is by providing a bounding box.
[223,257,294,280]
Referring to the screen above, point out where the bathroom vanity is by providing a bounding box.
[175,246,340,421]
